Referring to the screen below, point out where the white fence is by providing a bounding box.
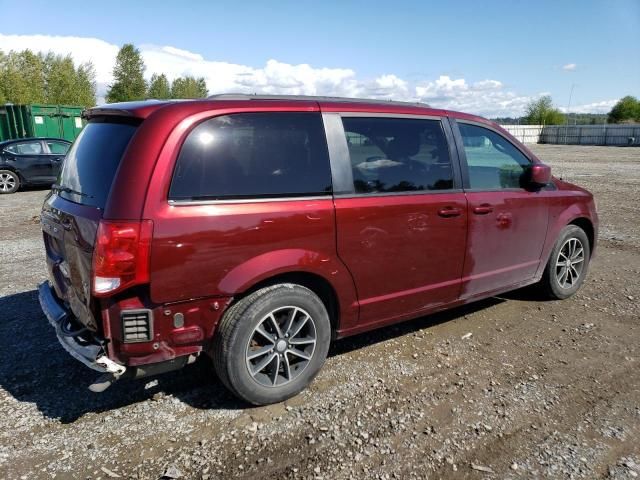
[500,124,640,146]
[499,125,544,144]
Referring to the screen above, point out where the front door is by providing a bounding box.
[454,121,550,299]
[44,140,70,181]
[331,115,467,329]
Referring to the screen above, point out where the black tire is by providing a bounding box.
[212,284,331,405]
[540,225,591,300]
[0,169,20,194]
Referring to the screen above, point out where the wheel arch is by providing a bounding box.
[568,217,595,255]
[231,271,341,338]
[0,165,22,178]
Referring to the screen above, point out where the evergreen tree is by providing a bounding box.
[147,73,171,99]
[106,44,147,103]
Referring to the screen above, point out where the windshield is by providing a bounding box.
[57,119,138,208]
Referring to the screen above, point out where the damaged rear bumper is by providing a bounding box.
[37,281,126,376]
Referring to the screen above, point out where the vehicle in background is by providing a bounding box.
[0,138,71,194]
[37,95,598,405]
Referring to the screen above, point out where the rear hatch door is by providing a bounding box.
[41,118,139,331]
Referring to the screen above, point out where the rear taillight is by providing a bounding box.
[92,220,153,296]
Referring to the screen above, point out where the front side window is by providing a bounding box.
[46,141,70,155]
[458,123,531,190]
[342,117,454,194]
[169,112,332,200]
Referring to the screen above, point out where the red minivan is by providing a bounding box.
[38,95,597,405]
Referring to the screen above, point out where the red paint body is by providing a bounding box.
[40,97,598,369]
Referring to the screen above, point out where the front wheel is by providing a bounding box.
[212,284,331,405]
[540,225,591,299]
[0,170,20,194]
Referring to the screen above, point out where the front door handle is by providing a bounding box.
[473,204,494,215]
[438,207,462,218]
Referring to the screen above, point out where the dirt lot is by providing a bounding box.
[0,145,639,480]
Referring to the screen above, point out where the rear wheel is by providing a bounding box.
[540,225,590,299]
[0,170,19,194]
[212,284,331,405]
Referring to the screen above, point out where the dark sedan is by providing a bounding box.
[0,138,71,194]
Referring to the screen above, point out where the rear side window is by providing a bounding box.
[342,117,454,194]
[169,112,331,201]
[7,141,43,155]
[458,123,531,190]
[57,119,138,208]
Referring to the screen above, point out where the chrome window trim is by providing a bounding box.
[338,112,443,121]
[168,195,331,206]
[334,188,465,200]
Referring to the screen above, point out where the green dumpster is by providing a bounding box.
[58,105,85,141]
[0,104,85,142]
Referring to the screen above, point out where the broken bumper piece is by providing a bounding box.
[37,281,126,377]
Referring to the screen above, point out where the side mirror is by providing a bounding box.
[530,163,551,186]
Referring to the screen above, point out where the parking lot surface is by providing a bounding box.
[0,145,639,479]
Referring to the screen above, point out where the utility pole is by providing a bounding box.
[564,83,575,144]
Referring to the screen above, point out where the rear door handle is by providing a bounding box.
[438,207,462,218]
[473,204,494,215]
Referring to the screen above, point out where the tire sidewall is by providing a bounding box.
[546,225,590,299]
[225,286,331,405]
[0,169,20,194]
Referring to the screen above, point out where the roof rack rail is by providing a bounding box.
[206,93,430,108]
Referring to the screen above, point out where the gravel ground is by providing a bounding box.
[0,145,638,480]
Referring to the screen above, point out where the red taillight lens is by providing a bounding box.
[92,220,153,296]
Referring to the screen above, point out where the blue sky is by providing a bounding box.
[1,0,638,116]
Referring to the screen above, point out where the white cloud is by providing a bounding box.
[562,63,577,71]
[415,76,532,118]
[560,99,617,114]
[0,33,612,118]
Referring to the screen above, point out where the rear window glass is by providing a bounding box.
[169,112,331,200]
[57,119,138,208]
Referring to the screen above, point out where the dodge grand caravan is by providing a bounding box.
[38,95,597,405]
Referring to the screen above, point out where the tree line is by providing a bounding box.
[106,43,208,103]
[0,49,97,107]
[494,95,640,125]
[0,43,208,107]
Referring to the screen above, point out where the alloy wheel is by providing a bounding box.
[555,237,585,289]
[0,172,17,192]
[245,306,317,387]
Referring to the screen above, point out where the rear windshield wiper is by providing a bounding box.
[52,184,94,198]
